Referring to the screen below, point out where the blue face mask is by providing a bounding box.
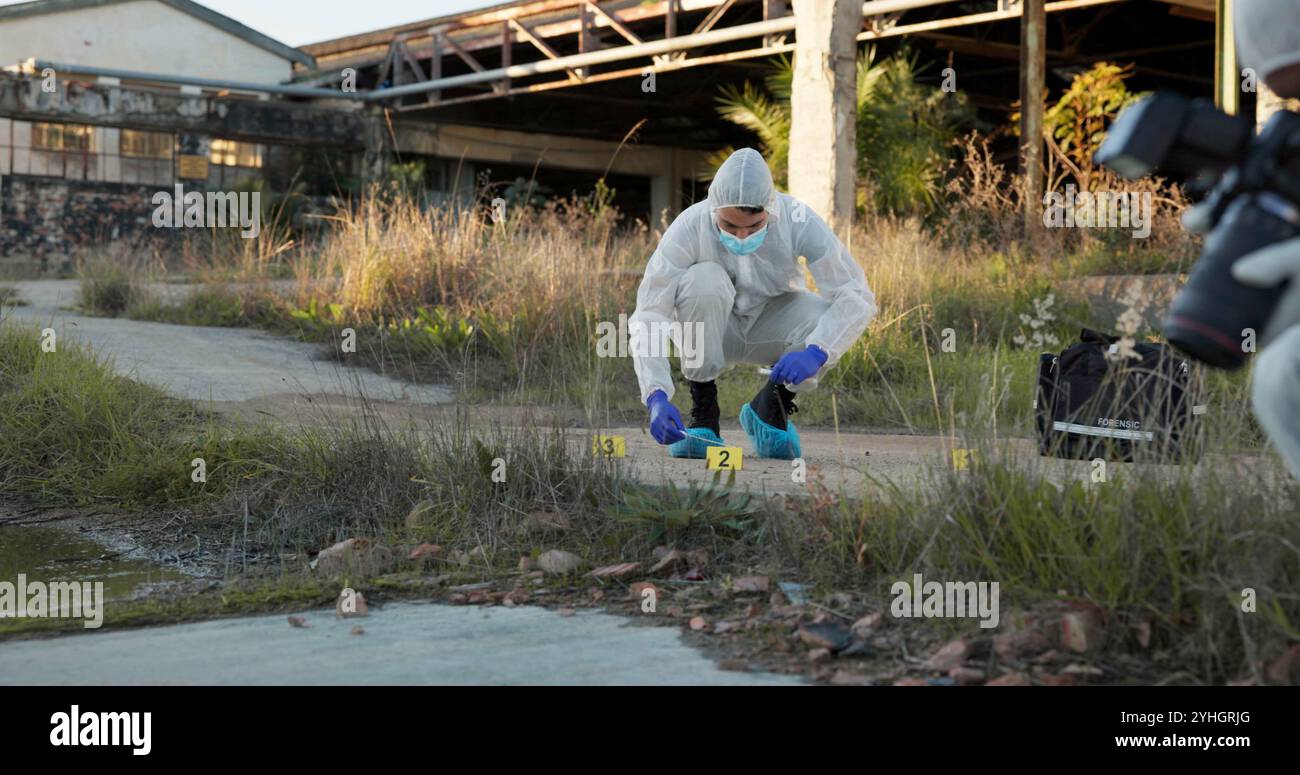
[717,221,768,255]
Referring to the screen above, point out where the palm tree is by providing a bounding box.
[856,47,972,216]
[706,55,793,188]
[707,46,972,218]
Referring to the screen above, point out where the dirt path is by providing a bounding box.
[208,392,1141,498]
[206,389,970,495]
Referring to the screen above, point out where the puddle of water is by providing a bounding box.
[0,525,184,623]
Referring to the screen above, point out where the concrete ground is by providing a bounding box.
[207,391,1151,497]
[0,602,801,686]
[2,279,452,404]
[209,389,961,495]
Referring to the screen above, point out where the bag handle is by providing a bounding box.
[1079,328,1120,345]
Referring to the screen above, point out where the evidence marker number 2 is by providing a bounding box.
[707,446,743,470]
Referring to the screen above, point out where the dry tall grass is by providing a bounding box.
[306,194,644,320]
[103,137,1219,427]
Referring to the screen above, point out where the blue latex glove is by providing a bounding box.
[769,345,828,385]
[646,390,686,444]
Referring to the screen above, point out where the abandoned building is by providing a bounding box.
[0,0,1276,274]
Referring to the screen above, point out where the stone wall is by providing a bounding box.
[1,175,176,274]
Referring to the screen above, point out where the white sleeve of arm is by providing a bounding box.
[794,209,876,362]
[629,227,693,404]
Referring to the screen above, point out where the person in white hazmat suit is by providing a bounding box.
[1222,1,1300,481]
[630,148,876,460]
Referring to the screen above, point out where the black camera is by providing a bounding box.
[1095,91,1300,369]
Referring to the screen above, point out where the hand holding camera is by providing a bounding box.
[1095,92,1300,368]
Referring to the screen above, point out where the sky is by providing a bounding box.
[0,0,505,47]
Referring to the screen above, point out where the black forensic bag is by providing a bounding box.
[1035,329,1205,462]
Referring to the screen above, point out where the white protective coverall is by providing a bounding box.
[629,148,876,404]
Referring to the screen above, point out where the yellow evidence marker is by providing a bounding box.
[706,446,744,471]
[593,435,626,457]
[950,448,979,470]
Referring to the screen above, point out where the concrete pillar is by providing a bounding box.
[650,148,685,226]
[787,0,858,240]
[1215,0,1238,115]
[361,113,391,187]
[650,174,670,225]
[1019,0,1046,238]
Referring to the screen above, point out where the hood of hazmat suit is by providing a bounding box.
[628,148,876,403]
[1236,1,1300,98]
[707,147,778,213]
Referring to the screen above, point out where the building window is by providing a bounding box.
[30,122,94,152]
[210,139,262,168]
[120,130,174,159]
[115,129,173,186]
[25,122,95,179]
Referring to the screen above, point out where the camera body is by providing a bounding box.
[1095,92,1300,369]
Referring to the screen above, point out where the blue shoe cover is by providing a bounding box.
[739,404,801,459]
[669,427,725,459]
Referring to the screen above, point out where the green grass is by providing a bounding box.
[0,286,26,307]
[127,286,285,328]
[792,440,1300,681]
[76,261,140,316]
[0,576,338,638]
[2,319,1297,681]
[0,321,630,553]
[0,322,386,513]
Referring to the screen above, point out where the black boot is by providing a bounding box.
[749,381,798,431]
[687,380,721,436]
